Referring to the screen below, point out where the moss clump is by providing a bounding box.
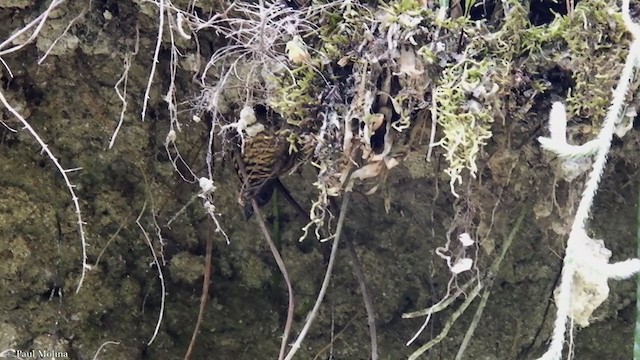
[433,58,500,195]
[269,64,322,126]
[551,1,630,122]
[440,0,636,193]
[196,0,636,206]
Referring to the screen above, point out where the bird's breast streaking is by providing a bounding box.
[235,130,295,218]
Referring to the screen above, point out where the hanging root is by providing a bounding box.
[184,220,215,360]
[252,197,296,360]
[345,239,378,360]
[232,147,294,360]
[406,207,527,359]
[284,191,351,360]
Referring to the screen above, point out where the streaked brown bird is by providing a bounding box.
[233,108,297,219]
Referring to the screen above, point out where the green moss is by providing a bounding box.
[498,0,630,123]
[270,64,321,126]
[204,0,633,199]
[433,58,497,195]
[556,1,629,121]
[434,0,635,194]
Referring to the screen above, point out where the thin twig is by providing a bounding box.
[487,206,527,277]
[454,285,491,360]
[232,148,294,360]
[275,179,308,220]
[402,278,474,318]
[311,316,356,360]
[184,220,214,360]
[426,85,437,162]
[408,283,482,360]
[136,201,166,346]
[142,0,165,121]
[252,197,295,360]
[345,240,378,360]
[409,206,527,359]
[93,212,132,268]
[251,198,295,359]
[91,341,121,360]
[110,25,140,149]
[0,0,64,56]
[0,57,13,78]
[284,192,351,360]
[0,89,89,293]
[38,7,88,65]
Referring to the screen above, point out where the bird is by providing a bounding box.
[232,107,298,219]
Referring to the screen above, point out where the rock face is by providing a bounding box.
[0,1,638,359]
